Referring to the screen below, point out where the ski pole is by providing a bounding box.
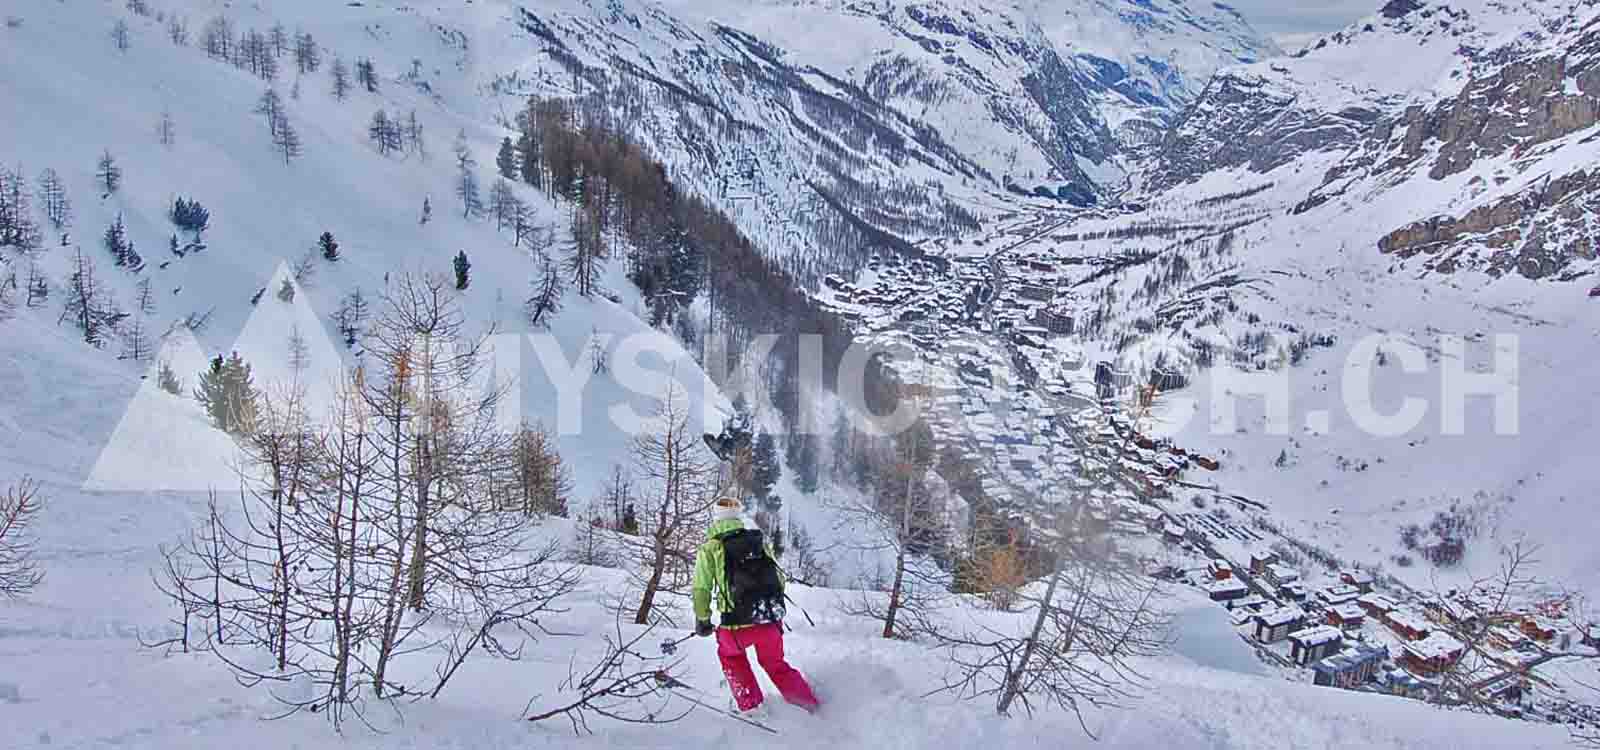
[660,633,696,655]
[785,594,816,628]
[655,671,779,734]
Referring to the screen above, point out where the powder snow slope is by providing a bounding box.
[0,0,1591,747]
[1,0,730,497]
[0,321,1572,748]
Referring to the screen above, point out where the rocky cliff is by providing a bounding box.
[1149,0,1600,283]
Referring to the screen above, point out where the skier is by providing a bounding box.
[692,496,820,716]
[702,415,752,463]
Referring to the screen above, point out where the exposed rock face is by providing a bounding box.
[1399,53,1600,181]
[1381,0,1426,20]
[1146,71,1379,191]
[1302,24,1600,205]
[1360,21,1600,279]
[1378,169,1600,279]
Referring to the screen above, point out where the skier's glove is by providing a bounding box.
[695,620,714,637]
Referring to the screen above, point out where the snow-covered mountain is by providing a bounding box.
[3,0,1600,747]
[848,0,1600,603]
[1152,0,1600,281]
[504,0,1277,279]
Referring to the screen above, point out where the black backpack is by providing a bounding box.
[717,528,785,627]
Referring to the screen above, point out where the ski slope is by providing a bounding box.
[0,0,734,499]
[0,0,1592,747]
[0,320,1571,748]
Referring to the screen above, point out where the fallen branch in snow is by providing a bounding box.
[525,615,691,735]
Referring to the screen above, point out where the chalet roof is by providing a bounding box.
[1317,587,1361,606]
[1341,568,1376,584]
[1233,594,1270,611]
[1314,644,1386,674]
[1491,625,1529,644]
[1289,625,1343,648]
[1380,668,1428,688]
[1357,593,1396,612]
[1267,563,1300,582]
[1404,632,1465,661]
[1424,594,1478,620]
[1387,610,1431,635]
[1207,577,1248,594]
[1256,607,1305,627]
[1330,603,1366,621]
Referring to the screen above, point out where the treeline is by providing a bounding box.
[525,21,978,288]
[510,95,891,431]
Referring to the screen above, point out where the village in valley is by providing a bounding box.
[812,205,1600,732]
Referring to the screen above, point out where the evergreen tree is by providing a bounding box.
[273,118,302,163]
[121,316,151,361]
[525,252,564,328]
[488,178,518,230]
[36,168,71,230]
[790,433,821,494]
[751,432,781,505]
[277,277,295,302]
[255,88,284,138]
[124,238,143,273]
[318,231,339,261]
[404,110,426,158]
[453,251,471,290]
[194,352,259,434]
[830,409,852,480]
[293,31,319,74]
[355,58,377,92]
[565,202,603,297]
[112,19,130,52]
[24,262,49,308]
[167,15,189,47]
[453,130,481,218]
[496,136,517,180]
[103,213,129,266]
[620,502,639,536]
[169,197,210,238]
[157,360,183,396]
[62,249,108,347]
[269,23,288,57]
[419,196,432,225]
[134,277,154,315]
[511,197,534,247]
[368,109,401,155]
[516,116,542,190]
[96,150,121,194]
[330,57,349,100]
[201,15,233,60]
[0,165,42,251]
[335,288,369,347]
[157,108,176,147]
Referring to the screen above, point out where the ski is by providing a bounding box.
[655,672,779,734]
